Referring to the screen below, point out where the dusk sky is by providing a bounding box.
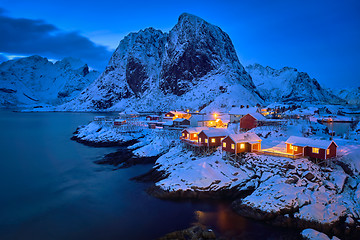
[0,0,359,88]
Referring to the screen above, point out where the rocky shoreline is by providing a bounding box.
[71,121,360,240]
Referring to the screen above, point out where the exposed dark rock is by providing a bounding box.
[131,167,168,182]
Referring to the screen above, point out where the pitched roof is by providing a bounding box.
[285,136,337,149]
[200,128,228,137]
[168,110,187,115]
[146,115,159,118]
[190,114,216,121]
[182,127,209,134]
[174,118,189,122]
[227,132,262,144]
[229,107,258,115]
[245,113,267,121]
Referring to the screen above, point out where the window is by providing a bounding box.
[312,148,319,154]
[289,145,293,150]
[294,146,298,151]
[182,133,185,137]
[194,133,197,137]
[223,142,226,148]
[205,139,208,143]
[231,144,235,150]
[327,149,330,155]
[220,138,224,142]
[211,138,215,143]
[199,138,202,142]
[240,143,245,149]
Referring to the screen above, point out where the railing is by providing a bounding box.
[256,150,303,159]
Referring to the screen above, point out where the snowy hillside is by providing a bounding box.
[0,55,99,108]
[246,64,345,104]
[60,13,263,112]
[332,87,360,105]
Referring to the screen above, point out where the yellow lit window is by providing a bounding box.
[223,142,226,148]
[327,149,330,155]
[231,144,235,150]
[199,138,202,142]
[182,133,185,136]
[294,146,298,151]
[194,133,197,137]
[289,145,293,150]
[312,148,319,154]
[211,138,215,143]
[240,143,245,149]
[205,139,208,143]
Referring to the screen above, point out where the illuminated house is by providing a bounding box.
[180,127,209,141]
[164,111,189,120]
[198,129,228,147]
[285,136,337,160]
[146,115,160,121]
[222,132,262,154]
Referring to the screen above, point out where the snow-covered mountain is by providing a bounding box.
[245,64,345,104]
[0,55,99,108]
[60,13,263,112]
[332,87,360,105]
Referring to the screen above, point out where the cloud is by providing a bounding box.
[0,9,112,70]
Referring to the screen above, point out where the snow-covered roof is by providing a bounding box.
[182,127,209,134]
[173,118,188,122]
[246,113,266,121]
[190,114,215,121]
[163,121,173,126]
[229,107,258,115]
[219,114,230,123]
[285,136,337,149]
[168,110,187,115]
[114,119,126,122]
[200,129,228,138]
[146,115,159,118]
[227,132,262,144]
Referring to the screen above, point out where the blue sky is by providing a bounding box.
[0,0,359,88]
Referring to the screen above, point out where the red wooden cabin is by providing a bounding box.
[198,129,228,147]
[222,132,262,154]
[285,136,337,160]
[240,113,266,130]
[146,115,160,121]
[181,127,208,141]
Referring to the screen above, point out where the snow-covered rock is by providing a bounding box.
[301,228,340,240]
[59,13,263,112]
[0,55,99,108]
[246,64,345,104]
[332,87,360,105]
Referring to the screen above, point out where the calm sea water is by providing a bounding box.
[0,111,300,239]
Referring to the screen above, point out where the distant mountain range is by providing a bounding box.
[245,64,345,104]
[0,55,99,108]
[0,14,355,110]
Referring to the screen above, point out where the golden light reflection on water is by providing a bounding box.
[193,204,249,235]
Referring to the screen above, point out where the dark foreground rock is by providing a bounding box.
[131,167,169,182]
[71,135,138,147]
[95,148,159,169]
[158,225,218,240]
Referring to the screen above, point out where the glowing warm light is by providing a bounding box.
[231,144,235,149]
[211,138,215,143]
[327,149,330,155]
[240,143,245,149]
[312,148,319,154]
[205,139,208,143]
[214,113,218,118]
[223,142,226,147]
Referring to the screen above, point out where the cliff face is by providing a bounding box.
[0,55,99,108]
[61,13,262,112]
[246,64,345,104]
